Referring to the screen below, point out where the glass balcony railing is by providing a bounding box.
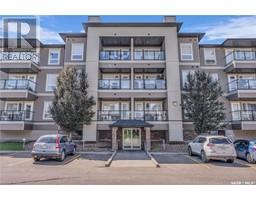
[98,79,130,89]
[97,110,168,121]
[134,79,166,89]
[0,79,36,92]
[0,52,40,64]
[99,50,131,60]
[228,79,256,92]
[225,51,256,65]
[134,50,165,60]
[0,110,34,121]
[231,110,256,121]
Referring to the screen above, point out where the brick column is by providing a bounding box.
[112,127,118,151]
[145,127,151,151]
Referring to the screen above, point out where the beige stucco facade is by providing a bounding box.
[1,16,256,147]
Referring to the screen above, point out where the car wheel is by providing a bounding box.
[246,153,254,163]
[188,146,193,156]
[201,151,208,163]
[227,159,234,163]
[59,150,65,162]
[33,157,40,161]
[71,147,76,155]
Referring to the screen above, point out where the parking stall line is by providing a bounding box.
[235,160,256,170]
[185,155,210,169]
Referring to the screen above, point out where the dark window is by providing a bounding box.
[37,136,56,143]
[198,137,206,143]
[60,136,68,143]
[209,138,231,144]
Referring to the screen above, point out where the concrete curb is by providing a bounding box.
[146,151,160,168]
[105,150,117,167]
[63,154,81,165]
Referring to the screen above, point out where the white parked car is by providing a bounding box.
[188,135,237,163]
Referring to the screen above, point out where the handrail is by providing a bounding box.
[225,51,256,65]
[134,50,165,60]
[231,110,256,121]
[227,79,256,92]
[98,79,130,89]
[133,79,166,89]
[97,110,168,121]
[99,50,131,60]
[0,79,36,92]
[0,110,34,121]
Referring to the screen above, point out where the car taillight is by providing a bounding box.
[55,135,61,150]
[207,143,215,148]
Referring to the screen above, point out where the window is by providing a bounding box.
[43,101,52,120]
[180,43,193,61]
[204,48,216,65]
[48,49,60,65]
[182,70,194,88]
[210,73,219,82]
[71,43,84,61]
[45,74,58,91]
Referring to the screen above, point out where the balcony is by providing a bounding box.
[134,79,166,89]
[98,79,130,89]
[97,110,168,121]
[231,110,256,130]
[227,79,256,100]
[0,51,40,73]
[224,51,256,73]
[0,79,37,100]
[0,110,33,130]
[99,50,131,60]
[134,50,165,60]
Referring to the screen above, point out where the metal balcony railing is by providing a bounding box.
[0,79,36,92]
[97,110,168,121]
[98,79,130,89]
[0,110,34,121]
[99,50,131,60]
[134,79,166,89]
[228,79,256,92]
[231,110,256,121]
[225,51,256,65]
[134,50,165,60]
[0,52,40,64]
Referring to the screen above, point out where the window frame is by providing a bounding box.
[180,43,194,61]
[45,74,58,92]
[43,101,53,120]
[48,49,61,65]
[71,43,84,61]
[204,48,216,65]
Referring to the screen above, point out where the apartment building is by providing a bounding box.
[0,16,256,150]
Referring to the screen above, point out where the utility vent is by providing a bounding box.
[88,16,101,23]
[163,16,176,23]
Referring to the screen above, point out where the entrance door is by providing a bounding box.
[122,128,141,150]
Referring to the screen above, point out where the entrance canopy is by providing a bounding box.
[109,120,153,128]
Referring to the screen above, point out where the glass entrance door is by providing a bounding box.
[122,128,141,150]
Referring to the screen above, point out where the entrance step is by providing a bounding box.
[110,151,155,168]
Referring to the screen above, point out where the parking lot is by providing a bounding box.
[0,151,256,184]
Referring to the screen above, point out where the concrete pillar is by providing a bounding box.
[112,127,118,151]
[145,127,151,151]
[131,97,134,119]
[131,38,134,60]
[131,67,134,90]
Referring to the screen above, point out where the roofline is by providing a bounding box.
[83,22,182,32]
[41,44,65,48]
[59,33,87,41]
[178,32,205,41]
[199,44,222,48]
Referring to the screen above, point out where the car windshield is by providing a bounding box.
[209,138,231,144]
[37,136,56,143]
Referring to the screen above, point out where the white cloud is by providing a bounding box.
[190,16,256,42]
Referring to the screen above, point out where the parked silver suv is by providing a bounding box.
[31,134,76,162]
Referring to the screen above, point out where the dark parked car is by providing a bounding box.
[31,134,76,162]
[234,139,256,163]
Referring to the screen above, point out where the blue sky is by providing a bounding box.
[1,15,256,44]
